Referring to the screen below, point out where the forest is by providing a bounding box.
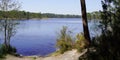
[0,10,81,20]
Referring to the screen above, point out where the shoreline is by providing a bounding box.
[1,49,87,60]
[0,17,81,20]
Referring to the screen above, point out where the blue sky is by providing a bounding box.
[20,0,102,15]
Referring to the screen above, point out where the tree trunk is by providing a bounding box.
[4,20,8,47]
[80,0,91,46]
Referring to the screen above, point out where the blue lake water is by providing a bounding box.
[0,18,99,56]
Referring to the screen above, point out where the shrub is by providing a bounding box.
[56,27,89,54]
[0,44,16,58]
[56,26,73,54]
[0,44,7,58]
[75,33,88,52]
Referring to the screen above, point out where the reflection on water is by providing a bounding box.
[0,18,99,56]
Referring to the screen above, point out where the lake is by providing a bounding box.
[0,18,99,56]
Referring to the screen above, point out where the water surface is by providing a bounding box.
[1,18,98,56]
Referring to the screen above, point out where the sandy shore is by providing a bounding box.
[2,49,87,60]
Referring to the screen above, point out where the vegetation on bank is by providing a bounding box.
[0,10,81,20]
[42,13,81,18]
[0,10,101,20]
[0,10,42,20]
[1,0,120,60]
[56,26,87,55]
[56,1,120,60]
[87,11,101,20]
[0,0,20,58]
[0,44,17,58]
[79,0,120,60]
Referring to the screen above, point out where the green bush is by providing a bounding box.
[56,26,89,54]
[56,26,73,54]
[0,44,16,58]
[0,44,6,58]
[75,33,88,52]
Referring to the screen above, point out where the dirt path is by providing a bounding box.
[3,49,87,60]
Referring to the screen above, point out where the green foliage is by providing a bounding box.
[0,10,42,20]
[56,26,73,54]
[0,44,16,58]
[79,34,120,60]
[42,13,81,18]
[0,10,81,20]
[79,0,120,60]
[87,11,101,20]
[0,44,7,58]
[56,26,89,54]
[75,33,88,52]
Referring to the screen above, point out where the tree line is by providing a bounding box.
[42,13,81,18]
[87,11,101,20]
[0,10,41,20]
[0,10,81,20]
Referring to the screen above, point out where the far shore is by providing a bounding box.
[0,17,81,20]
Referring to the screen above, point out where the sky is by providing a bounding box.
[19,0,102,15]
